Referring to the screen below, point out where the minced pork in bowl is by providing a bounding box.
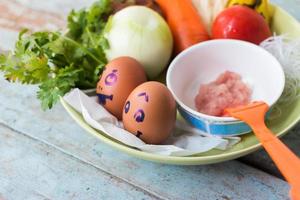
[167,39,285,136]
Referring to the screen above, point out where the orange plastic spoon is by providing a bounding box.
[226,102,300,200]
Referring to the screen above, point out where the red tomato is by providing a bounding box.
[212,5,272,45]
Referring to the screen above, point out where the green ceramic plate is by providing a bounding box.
[60,5,300,165]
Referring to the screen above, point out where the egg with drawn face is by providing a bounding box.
[122,82,177,144]
[96,57,147,119]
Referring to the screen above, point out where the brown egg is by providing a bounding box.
[96,57,147,119]
[122,81,177,144]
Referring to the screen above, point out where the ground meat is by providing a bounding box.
[195,71,252,116]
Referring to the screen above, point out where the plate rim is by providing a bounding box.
[60,95,300,165]
[60,4,300,165]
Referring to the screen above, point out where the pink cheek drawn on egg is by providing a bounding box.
[105,69,118,86]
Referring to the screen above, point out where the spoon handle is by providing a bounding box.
[253,125,300,200]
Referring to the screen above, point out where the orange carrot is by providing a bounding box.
[156,0,210,54]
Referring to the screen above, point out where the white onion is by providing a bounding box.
[104,6,173,79]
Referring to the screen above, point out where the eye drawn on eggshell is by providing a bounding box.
[124,101,130,114]
[105,69,118,86]
[134,109,145,123]
[138,92,149,102]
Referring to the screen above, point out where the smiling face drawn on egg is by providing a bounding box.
[97,69,118,105]
[124,92,149,138]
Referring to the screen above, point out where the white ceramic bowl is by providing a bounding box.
[167,39,285,136]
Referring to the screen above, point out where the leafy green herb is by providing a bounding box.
[37,65,82,109]
[0,0,112,110]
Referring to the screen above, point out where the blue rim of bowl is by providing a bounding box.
[178,106,252,136]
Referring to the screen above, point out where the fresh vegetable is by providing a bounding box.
[212,5,272,45]
[227,0,270,24]
[156,0,210,54]
[104,6,173,79]
[191,0,227,35]
[0,0,114,109]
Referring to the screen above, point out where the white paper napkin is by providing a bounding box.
[63,89,241,156]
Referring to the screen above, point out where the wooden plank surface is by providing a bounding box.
[0,0,299,199]
[0,77,291,200]
[0,0,94,50]
[0,0,296,179]
[0,125,158,200]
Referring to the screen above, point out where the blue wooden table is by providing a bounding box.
[0,0,299,199]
